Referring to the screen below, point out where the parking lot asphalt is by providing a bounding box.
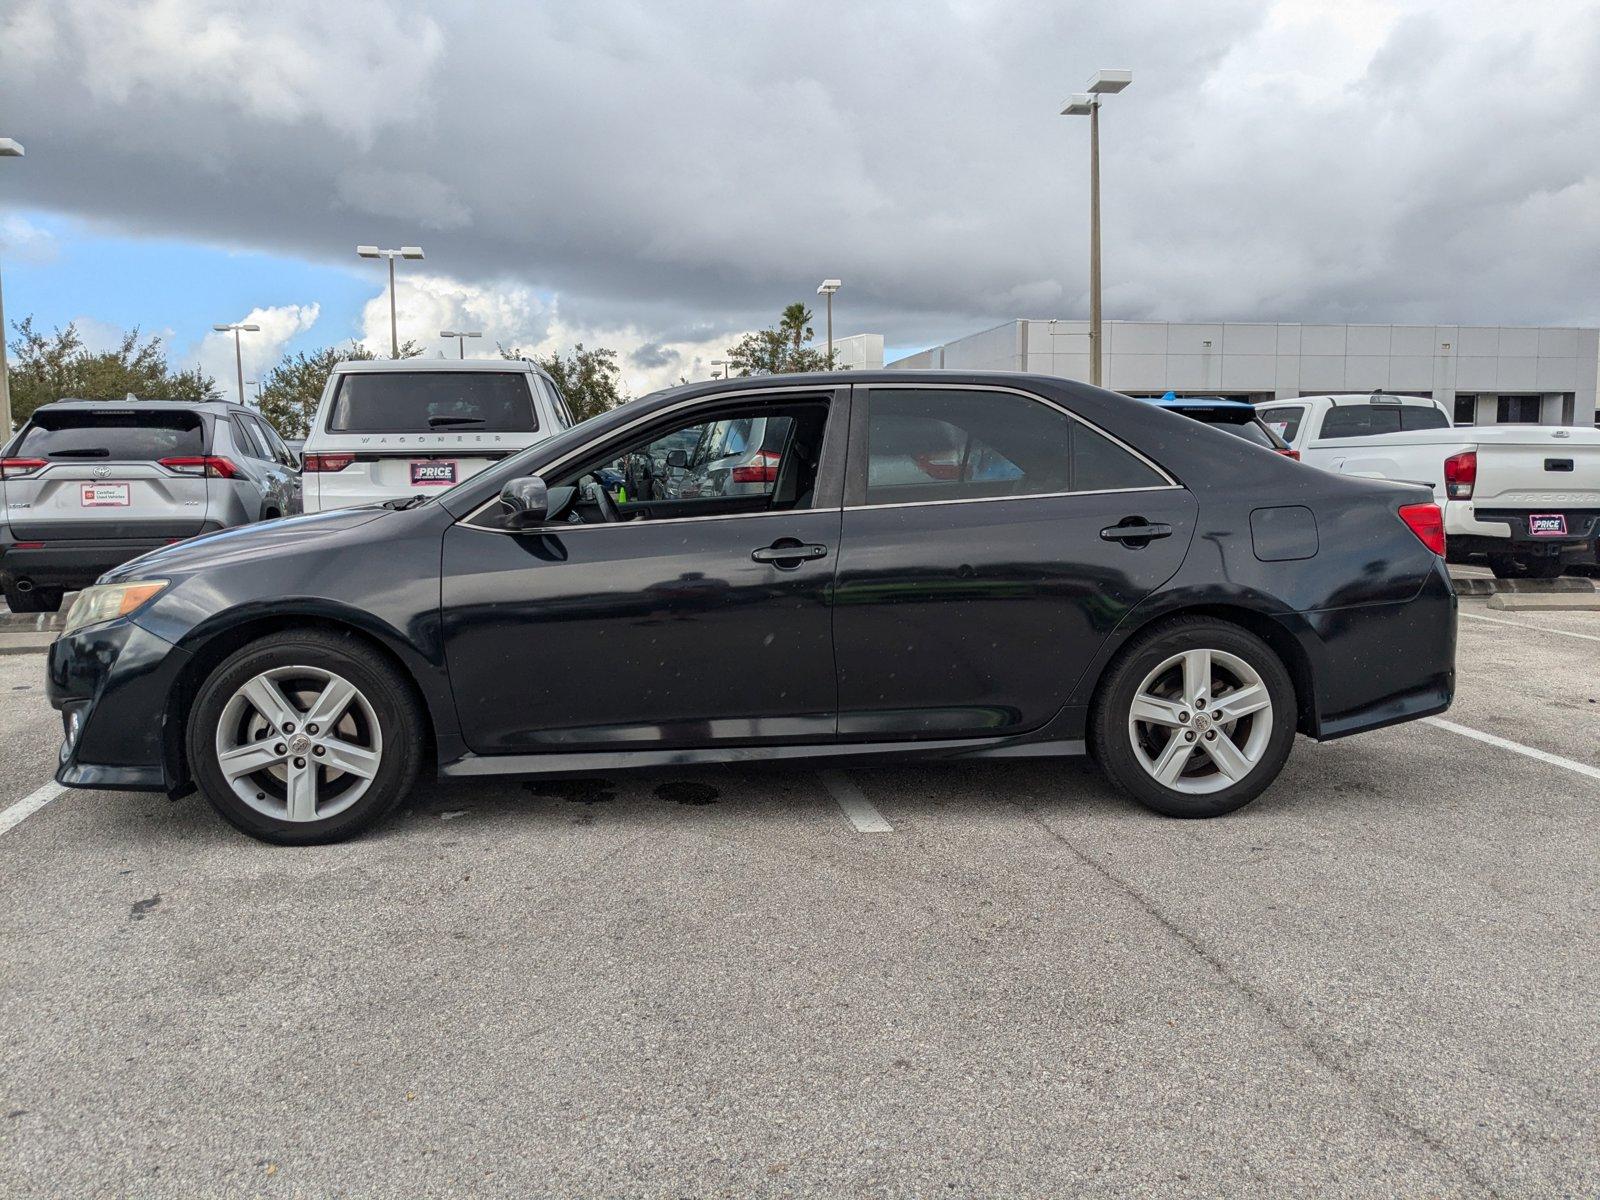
[2,602,1597,1198]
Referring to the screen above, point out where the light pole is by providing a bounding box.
[1061,69,1131,388]
[440,329,481,359]
[357,245,425,358]
[816,279,841,365]
[212,322,261,405]
[0,137,23,437]
[711,358,732,380]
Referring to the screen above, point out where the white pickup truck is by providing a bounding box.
[1258,393,1600,578]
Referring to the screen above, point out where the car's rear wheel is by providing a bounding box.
[1487,552,1564,580]
[1091,617,1296,818]
[186,630,422,843]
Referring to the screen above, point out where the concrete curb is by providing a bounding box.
[0,591,77,632]
[1486,592,1600,612]
[1451,576,1598,598]
[0,632,55,657]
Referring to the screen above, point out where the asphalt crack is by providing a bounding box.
[1020,805,1504,1200]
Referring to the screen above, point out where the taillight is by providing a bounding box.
[1399,502,1446,556]
[730,450,781,485]
[303,453,355,473]
[1275,448,1300,461]
[1443,451,1476,500]
[1,457,47,479]
[160,455,239,479]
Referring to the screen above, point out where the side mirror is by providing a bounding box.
[498,476,549,529]
[666,448,688,470]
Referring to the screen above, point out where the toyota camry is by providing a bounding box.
[46,372,1456,843]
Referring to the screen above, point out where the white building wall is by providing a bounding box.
[886,321,1600,425]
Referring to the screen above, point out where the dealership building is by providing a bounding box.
[884,320,1600,426]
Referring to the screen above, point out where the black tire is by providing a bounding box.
[1090,617,1297,818]
[1487,552,1563,580]
[186,629,423,844]
[3,586,61,613]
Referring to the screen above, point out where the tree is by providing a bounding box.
[501,342,626,422]
[724,302,836,377]
[5,317,219,428]
[256,340,424,438]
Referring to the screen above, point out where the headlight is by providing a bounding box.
[61,580,169,636]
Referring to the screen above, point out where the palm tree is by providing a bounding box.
[778,303,814,356]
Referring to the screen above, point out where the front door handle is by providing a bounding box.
[752,540,829,567]
[1100,519,1173,546]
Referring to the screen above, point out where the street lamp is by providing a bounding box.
[0,137,23,437]
[816,279,842,365]
[357,245,425,358]
[1061,69,1131,387]
[212,322,261,405]
[440,329,482,359]
[711,358,732,380]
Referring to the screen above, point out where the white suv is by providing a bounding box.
[300,358,573,512]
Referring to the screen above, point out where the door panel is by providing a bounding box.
[442,509,842,754]
[834,490,1195,739]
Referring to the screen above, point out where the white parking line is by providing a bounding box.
[0,782,68,837]
[820,770,893,833]
[1459,610,1600,644]
[1424,717,1600,785]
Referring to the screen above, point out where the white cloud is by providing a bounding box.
[0,215,58,264]
[355,272,746,394]
[186,303,321,399]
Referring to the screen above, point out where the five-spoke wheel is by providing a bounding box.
[188,630,422,843]
[1093,617,1296,818]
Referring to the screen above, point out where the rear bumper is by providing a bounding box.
[1448,504,1600,552]
[47,616,190,792]
[1301,559,1457,741]
[1,526,221,592]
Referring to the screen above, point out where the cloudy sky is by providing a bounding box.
[1,0,1598,395]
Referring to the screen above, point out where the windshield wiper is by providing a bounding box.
[427,415,486,427]
[382,494,431,510]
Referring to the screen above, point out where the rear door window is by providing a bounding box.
[861,388,1166,505]
[327,372,539,434]
[230,414,270,460]
[16,409,205,461]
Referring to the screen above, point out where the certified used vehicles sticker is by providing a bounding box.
[80,483,130,507]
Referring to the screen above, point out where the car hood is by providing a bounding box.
[103,505,394,583]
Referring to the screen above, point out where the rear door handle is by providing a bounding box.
[752,541,829,566]
[1100,521,1173,545]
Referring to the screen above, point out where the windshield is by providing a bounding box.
[327,372,539,434]
[15,409,205,460]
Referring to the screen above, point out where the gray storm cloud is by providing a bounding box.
[2,0,1598,353]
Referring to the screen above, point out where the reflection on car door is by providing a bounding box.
[440,390,846,755]
[833,385,1197,741]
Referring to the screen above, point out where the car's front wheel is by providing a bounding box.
[1091,617,1297,818]
[186,630,422,843]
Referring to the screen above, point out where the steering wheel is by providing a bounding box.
[588,473,621,523]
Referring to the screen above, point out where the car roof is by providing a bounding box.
[1142,392,1257,412]
[332,357,556,383]
[32,398,255,416]
[1273,392,1438,405]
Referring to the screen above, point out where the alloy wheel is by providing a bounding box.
[1126,648,1273,795]
[214,665,383,822]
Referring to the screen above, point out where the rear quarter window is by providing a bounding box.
[327,372,539,434]
[1257,407,1304,442]
[16,409,205,460]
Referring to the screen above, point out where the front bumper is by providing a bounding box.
[47,617,191,792]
